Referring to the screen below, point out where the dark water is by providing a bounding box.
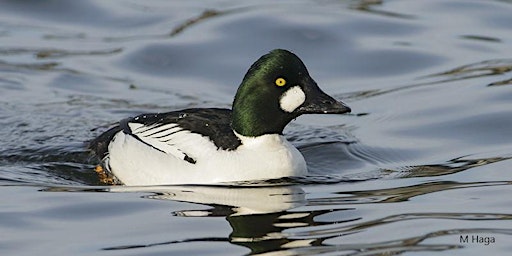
[1,0,512,255]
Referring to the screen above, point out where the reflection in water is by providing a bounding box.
[397,155,512,178]
[169,9,222,37]
[283,228,512,256]
[349,0,415,19]
[3,0,512,255]
[309,180,510,205]
[460,35,502,43]
[0,58,131,85]
[51,175,508,254]
[103,7,247,42]
[0,59,59,71]
[424,59,512,87]
[102,185,318,254]
[338,58,512,102]
[147,185,306,215]
[0,47,122,59]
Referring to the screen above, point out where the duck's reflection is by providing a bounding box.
[107,185,324,254]
[145,185,306,216]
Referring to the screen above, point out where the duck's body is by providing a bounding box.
[91,108,306,185]
[89,49,350,185]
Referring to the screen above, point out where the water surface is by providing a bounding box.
[1,0,512,255]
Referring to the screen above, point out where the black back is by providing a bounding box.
[88,108,242,159]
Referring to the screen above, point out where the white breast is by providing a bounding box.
[106,131,307,185]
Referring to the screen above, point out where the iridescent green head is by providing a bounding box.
[232,49,351,137]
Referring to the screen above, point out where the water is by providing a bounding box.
[1,0,512,255]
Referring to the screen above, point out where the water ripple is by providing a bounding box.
[308,181,510,205]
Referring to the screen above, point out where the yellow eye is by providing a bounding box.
[275,77,286,87]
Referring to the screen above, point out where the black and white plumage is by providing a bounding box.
[90,108,307,185]
[89,49,351,185]
[90,109,242,160]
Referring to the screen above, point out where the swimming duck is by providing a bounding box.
[89,49,351,185]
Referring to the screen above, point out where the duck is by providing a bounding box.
[89,49,351,185]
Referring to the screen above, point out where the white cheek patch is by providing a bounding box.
[279,86,306,113]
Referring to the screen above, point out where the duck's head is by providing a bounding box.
[232,49,351,137]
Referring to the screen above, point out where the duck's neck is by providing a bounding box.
[231,104,294,137]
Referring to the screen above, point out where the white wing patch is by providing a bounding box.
[128,122,192,162]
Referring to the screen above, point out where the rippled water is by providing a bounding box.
[1,0,512,255]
